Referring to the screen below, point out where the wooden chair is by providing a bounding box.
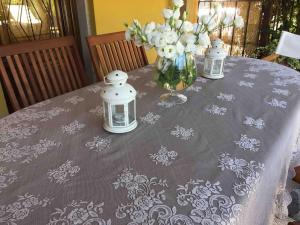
[263,31,300,62]
[0,36,87,112]
[87,31,149,81]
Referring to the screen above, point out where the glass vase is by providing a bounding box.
[154,53,197,104]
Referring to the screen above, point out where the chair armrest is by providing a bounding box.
[262,53,279,62]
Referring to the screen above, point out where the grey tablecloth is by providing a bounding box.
[1,57,300,225]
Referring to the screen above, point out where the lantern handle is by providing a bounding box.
[104,77,112,85]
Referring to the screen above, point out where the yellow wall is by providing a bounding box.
[0,83,8,118]
[93,0,170,63]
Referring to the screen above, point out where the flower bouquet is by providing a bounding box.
[125,0,244,103]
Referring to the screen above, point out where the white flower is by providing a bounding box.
[213,3,223,15]
[176,20,183,28]
[207,20,217,32]
[163,8,173,19]
[222,15,234,26]
[200,15,211,25]
[182,21,194,33]
[157,24,171,32]
[182,33,196,44]
[157,47,165,58]
[176,41,185,55]
[125,30,132,41]
[194,45,204,55]
[197,32,210,47]
[173,0,184,7]
[173,9,180,19]
[154,34,167,47]
[234,16,244,28]
[163,45,177,59]
[144,22,155,34]
[185,43,196,53]
[165,31,178,44]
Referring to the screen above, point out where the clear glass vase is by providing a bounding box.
[154,53,197,104]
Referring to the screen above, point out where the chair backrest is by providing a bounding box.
[276,31,300,59]
[87,31,149,81]
[0,36,87,112]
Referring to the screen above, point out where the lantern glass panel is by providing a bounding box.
[104,101,109,124]
[212,60,223,74]
[204,58,213,73]
[112,105,125,127]
[128,100,135,124]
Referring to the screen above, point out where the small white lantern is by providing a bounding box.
[100,70,137,133]
[203,39,227,79]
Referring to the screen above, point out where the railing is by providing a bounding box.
[0,0,80,45]
[198,0,263,56]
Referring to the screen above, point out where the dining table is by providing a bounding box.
[1,56,300,225]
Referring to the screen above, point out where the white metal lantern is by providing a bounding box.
[203,39,227,79]
[100,70,137,133]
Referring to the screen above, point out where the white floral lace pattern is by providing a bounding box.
[243,73,257,79]
[272,88,290,96]
[243,116,265,129]
[128,74,141,80]
[265,98,287,109]
[217,93,236,102]
[87,85,102,93]
[177,179,242,224]
[0,139,60,163]
[113,168,193,225]
[62,120,86,135]
[140,112,161,125]
[145,81,157,88]
[48,160,80,184]
[64,96,84,105]
[0,167,17,193]
[137,92,147,99]
[196,77,208,83]
[218,153,265,196]
[0,193,51,225]
[205,105,227,115]
[89,105,104,117]
[186,85,202,92]
[47,200,111,225]
[149,146,178,166]
[0,123,39,143]
[170,125,194,140]
[85,136,111,152]
[234,134,260,152]
[238,81,254,88]
[157,101,176,108]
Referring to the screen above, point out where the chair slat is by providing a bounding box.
[87,31,148,81]
[66,46,83,88]
[100,44,113,72]
[35,50,55,98]
[28,52,49,100]
[113,42,127,71]
[48,48,67,93]
[0,36,87,112]
[0,59,21,110]
[118,41,131,71]
[95,45,109,78]
[42,49,62,95]
[54,48,72,92]
[13,55,36,104]
[20,53,42,102]
[61,46,78,89]
[6,56,30,107]
[105,44,117,70]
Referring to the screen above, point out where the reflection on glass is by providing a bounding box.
[112,105,125,126]
[128,100,135,124]
[204,59,212,74]
[212,60,222,74]
[104,102,109,125]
